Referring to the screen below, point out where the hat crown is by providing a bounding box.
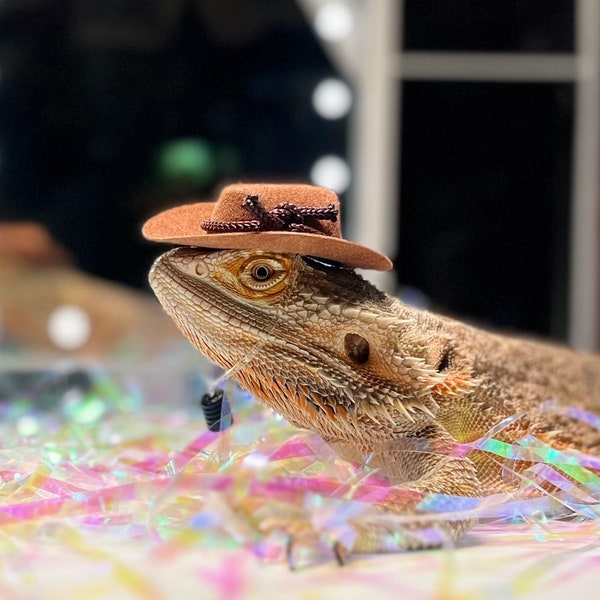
[207,183,341,237]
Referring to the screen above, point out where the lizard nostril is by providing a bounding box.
[344,333,370,364]
[195,262,209,277]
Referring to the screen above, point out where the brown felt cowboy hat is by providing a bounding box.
[142,183,393,271]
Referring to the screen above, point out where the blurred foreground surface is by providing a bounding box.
[0,365,599,600]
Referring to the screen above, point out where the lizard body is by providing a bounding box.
[149,246,600,552]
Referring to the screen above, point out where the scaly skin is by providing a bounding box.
[149,247,600,553]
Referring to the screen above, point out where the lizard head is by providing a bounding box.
[149,247,476,446]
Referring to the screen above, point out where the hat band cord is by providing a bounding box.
[201,194,338,235]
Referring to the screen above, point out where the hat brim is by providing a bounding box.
[142,202,393,271]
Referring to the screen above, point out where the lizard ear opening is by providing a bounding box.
[429,341,455,373]
[435,348,452,372]
[344,333,370,364]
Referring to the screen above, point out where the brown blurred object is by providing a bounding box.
[0,256,180,358]
[0,222,74,266]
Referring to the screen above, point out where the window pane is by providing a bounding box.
[397,82,573,339]
[403,1,574,53]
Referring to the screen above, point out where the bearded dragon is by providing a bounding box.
[148,246,600,555]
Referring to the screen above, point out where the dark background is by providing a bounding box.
[0,0,576,341]
[399,0,574,339]
[0,0,344,287]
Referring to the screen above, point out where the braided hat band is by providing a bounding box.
[202,194,338,235]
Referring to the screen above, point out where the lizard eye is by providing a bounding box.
[238,255,291,295]
[251,264,273,281]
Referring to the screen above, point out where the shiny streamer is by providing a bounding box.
[1,368,600,574]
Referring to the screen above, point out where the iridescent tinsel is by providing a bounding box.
[1,363,600,596]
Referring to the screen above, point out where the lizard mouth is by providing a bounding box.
[150,248,262,328]
[148,247,295,361]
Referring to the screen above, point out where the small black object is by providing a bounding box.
[301,255,347,271]
[200,388,233,432]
